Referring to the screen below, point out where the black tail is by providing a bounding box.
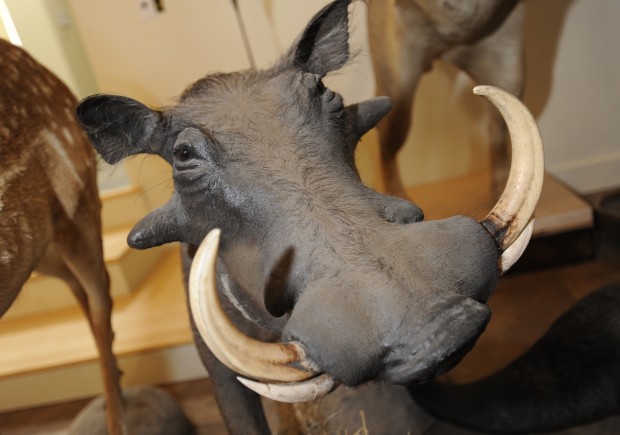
[410,282,620,433]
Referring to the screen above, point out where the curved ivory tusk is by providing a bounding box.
[475,85,544,251]
[189,229,316,383]
[237,374,337,403]
[500,219,534,274]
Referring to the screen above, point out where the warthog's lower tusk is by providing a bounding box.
[237,374,337,403]
[500,219,534,273]
[189,228,316,383]
[475,86,544,252]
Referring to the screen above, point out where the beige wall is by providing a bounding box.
[0,0,14,41]
[0,18,8,40]
[523,0,620,193]
[67,0,254,207]
[68,0,250,107]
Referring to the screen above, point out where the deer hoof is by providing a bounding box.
[69,387,193,435]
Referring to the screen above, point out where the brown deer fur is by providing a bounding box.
[0,39,124,435]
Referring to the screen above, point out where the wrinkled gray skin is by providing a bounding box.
[77,1,502,432]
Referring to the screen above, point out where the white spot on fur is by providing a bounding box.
[64,107,74,121]
[10,65,19,81]
[41,129,83,217]
[0,157,27,212]
[62,127,74,144]
[0,251,13,265]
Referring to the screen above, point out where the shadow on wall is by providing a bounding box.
[523,0,575,119]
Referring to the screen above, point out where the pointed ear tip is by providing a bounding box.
[75,94,114,123]
[75,96,96,121]
[360,96,393,114]
[376,96,393,109]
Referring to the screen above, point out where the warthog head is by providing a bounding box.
[77,0,542,402]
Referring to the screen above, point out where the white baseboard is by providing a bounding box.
[549,151,620,194]
[0,344,207,412]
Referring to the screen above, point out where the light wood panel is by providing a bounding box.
[407,170,593,236]
[0,250,191,379]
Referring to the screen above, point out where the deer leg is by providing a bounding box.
[444,2,526,196]
[368,3,441,198]
[54,215,125,435]
[373,81,419,199]
[35,244,92,322]
[369,47,425,199]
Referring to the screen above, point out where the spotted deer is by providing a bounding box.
[0,39,124,434]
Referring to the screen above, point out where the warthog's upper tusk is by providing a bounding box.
[475,85,544,252]
[189,228,316,383]
[237,374,337,403]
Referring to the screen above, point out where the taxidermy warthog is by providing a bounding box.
[368,0,525,197]
[77,1,547,432]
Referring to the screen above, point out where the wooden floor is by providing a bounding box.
[0,378,228,435]
[1,190,619,434]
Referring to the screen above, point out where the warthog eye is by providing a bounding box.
[174,143,193,162]
[316,78,325,93]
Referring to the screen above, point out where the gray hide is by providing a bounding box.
[77,0,503,432]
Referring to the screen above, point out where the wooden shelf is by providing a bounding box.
[407,171,593,236]
[0,249,191,379]
[4,226,168,320]
[0,249,204,412]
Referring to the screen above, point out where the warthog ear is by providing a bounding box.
[347,96,393,140]
[281,0,351,75]
[76,94,171,164]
